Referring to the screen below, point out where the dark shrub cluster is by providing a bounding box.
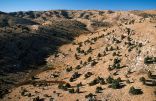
[129,86,143,95]
[106,76,122,89]
[69,72,81,82]
[85,93,96,101]
[66,66,72,72]
[84,72,93,79]
[144,56,156,64]
[96,86,103,93]
[33,96,44,101]
[108,57,122,70]
[89,77,105,86]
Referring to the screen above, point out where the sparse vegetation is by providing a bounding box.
[1,10,156,101]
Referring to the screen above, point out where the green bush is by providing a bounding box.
[111,79,121,89]
[106,76,114,84]
[68,88,75,93]
[129,86,143,95]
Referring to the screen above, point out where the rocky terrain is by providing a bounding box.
[0,10,156,101]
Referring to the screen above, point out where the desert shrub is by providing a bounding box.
[96,87,103,93]
[116,77,122,82]
[129,86,143,95]
[106,76,114,84]
[114,57,121,64]
[77,82,83,87]
[70,72,81,82]
[144,56,156,64]
[97,77,105,85]
[111,79,121,89]
[75,65,81,70]
[75,54,80,60]
[83,61,87,66]
[97,53,102,57]
[84,72,92,79]
[91,21,111,28]
[72,72,81,79]
[76,47,81,53]
[49,98,54,101]
[89,77,105,86]
[89,79,99,86]
[138,43,143,47]
[69,78,74,82]
[87,47,92,53]
[108,65,114,71]
[139,77,146,84]
[66,66,72,72]
[91,61,97,66]
[85,93,96,101]
[121,35,126,40]
[88,57,92,62]
[21,89,28,96]
[105,47,109,51]
[80,60,83,64]
[109,57,122,70]
[110,46,114,51]
[112,52,117,56]
[68,88,75,93]
[33,96,44,101]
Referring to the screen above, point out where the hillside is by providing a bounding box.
[0,10,156,101]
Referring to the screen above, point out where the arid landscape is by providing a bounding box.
[0,10,156,101]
